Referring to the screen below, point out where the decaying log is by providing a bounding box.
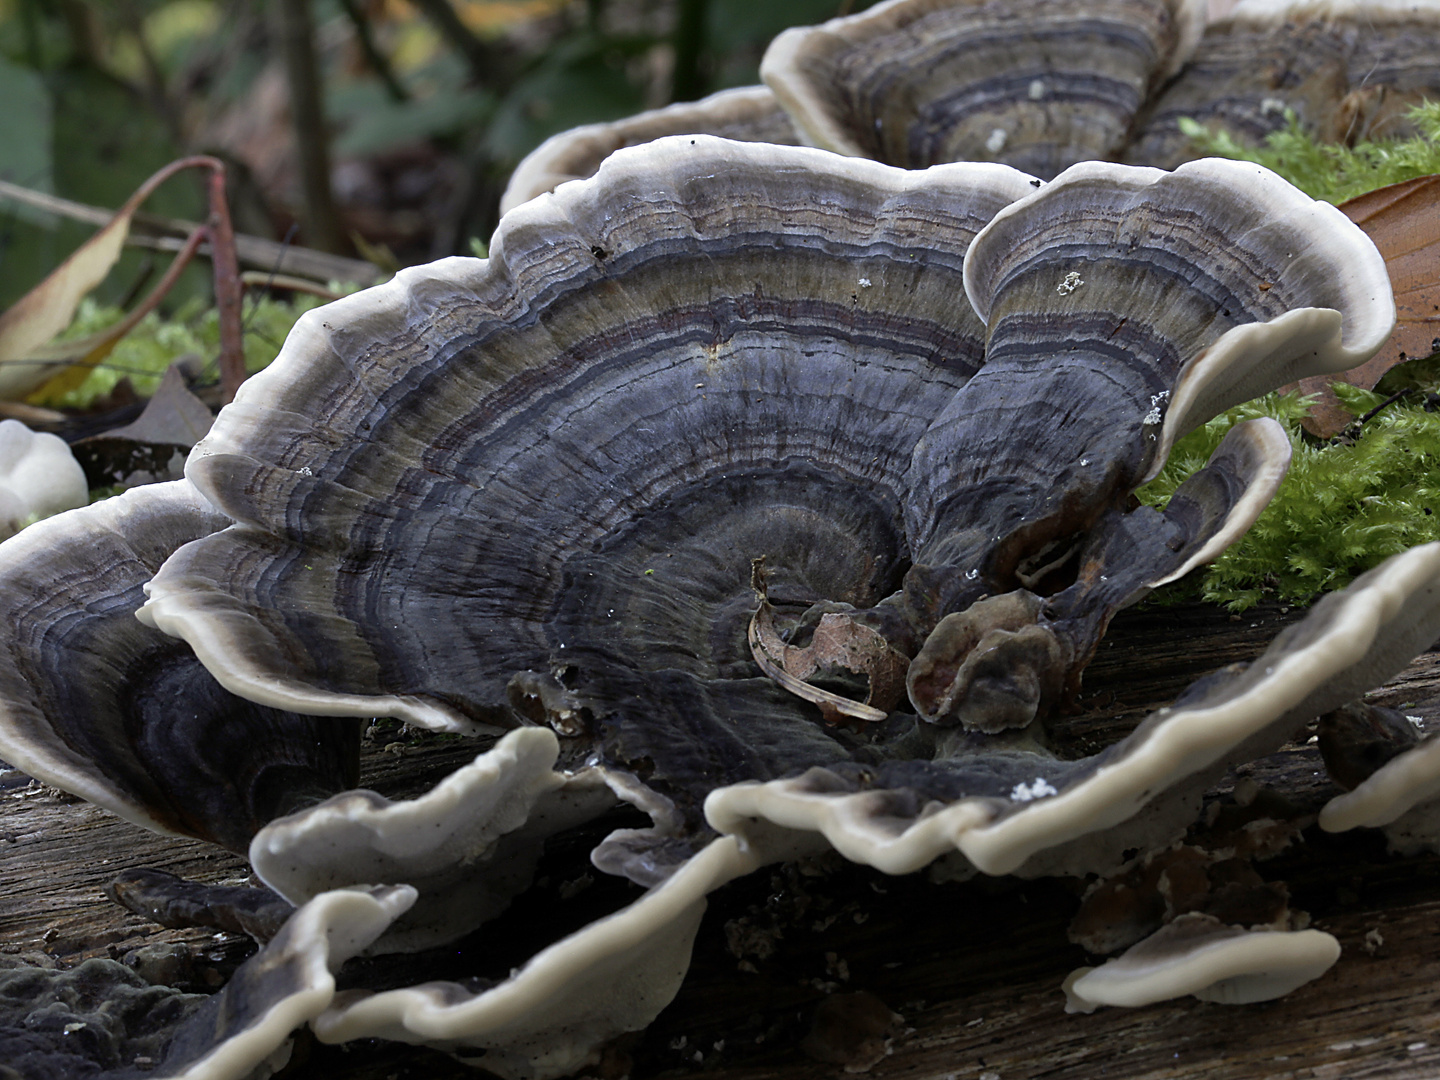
[3,599,1440,1080]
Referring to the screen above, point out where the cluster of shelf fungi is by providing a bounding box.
[4,0,1440,1076]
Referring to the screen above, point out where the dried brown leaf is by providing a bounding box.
[1296,175,1440,436]
[0,158,229,403]
[748,601,906,724]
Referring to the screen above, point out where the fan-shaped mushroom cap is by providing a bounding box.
[139,137,1035,742]
[1320,712,1440,840]
[250,727,617,952]
[499,86,799,215]
[0,480,357,853]
[0,419,87,540]
[311,828,817,1080]
[158,885,416,1079]
[1127,0,1440,168]
[708,543,1440,877]
[138,144,1405,870]
[761,0,1206,179]
[1062,913,1341,1011]
[897,156,1391,725]
[956,157,1392,486]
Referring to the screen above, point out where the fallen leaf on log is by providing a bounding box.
[70,365,214,490]
[1296,175,1440,436]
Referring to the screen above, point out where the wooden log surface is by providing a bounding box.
[4,599,1440,1080]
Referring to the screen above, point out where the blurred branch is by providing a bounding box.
[0,156,245,402]
[408,0,498,87]
[274,0,347,254]
[202,163,246,404]
[671,0,709,103]
[117,0,184,144]
[54,0,105,70]
[19,0,43,70]
[336,0,410,103]
[0,180,383,286]
[240,271,345,299]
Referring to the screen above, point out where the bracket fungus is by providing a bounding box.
[1318,701,1440,854]
[499,85,799,215]
[1128,0,1440,168]
[1062,912,1342,1011]
[0,480,358,854]
[762,0,1207,178]
[0,885,414,1080]
[2,132,1440,1077]
[249,727,617,952]
[760,0,1440,180]
[500,0,1440,222]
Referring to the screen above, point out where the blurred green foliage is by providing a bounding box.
[38,291,327,408]
[0,0,874,401]
[0,0,875,302]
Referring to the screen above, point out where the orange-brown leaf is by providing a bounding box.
[1297,175,1440,436]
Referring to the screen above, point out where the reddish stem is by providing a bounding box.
[105,155,248,404]
[90,226,209,351]
[203,164,245,404]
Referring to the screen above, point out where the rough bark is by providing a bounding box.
[3,600,1440,1080]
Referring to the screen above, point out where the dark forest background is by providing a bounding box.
[0,0,874,309]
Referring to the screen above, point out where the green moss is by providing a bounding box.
[37,292,327,409]
[1148,102,1440,610]
[1179,100,1440,203]
[1137,384,1440,611]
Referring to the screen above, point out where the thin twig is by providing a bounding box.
[1355,387,1414,426]
[0,179,382,285]
[335,0,409,103]
[204,164,247,404]
[1336,387,1414,443]
[275,0,347,254]
[243,222,301,336]
[240,271,344,300]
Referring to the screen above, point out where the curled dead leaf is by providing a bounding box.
[748,563,908,725]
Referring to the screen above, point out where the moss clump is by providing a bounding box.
[1157,101,1440,609]
[37,292,328,410]
[1138,383,1440,611]
[1179,101,1440,204]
